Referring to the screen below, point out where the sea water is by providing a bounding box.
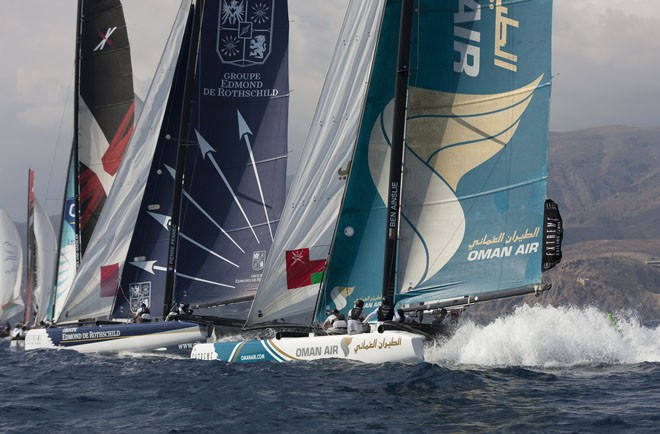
[1,305,659,434]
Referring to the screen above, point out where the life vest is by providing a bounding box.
[331,313,347,329]
[349,307,363,320]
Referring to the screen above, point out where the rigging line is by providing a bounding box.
[163,164,245,253]
[237,109,274,241]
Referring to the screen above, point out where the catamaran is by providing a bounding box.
[191,0,562,364]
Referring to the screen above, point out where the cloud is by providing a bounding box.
[551,1,660,131]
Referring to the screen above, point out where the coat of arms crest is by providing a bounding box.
[252,250,266,271]
[217,0,275,66]
[129,282,152,313]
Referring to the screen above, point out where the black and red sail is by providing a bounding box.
[76,0,135,256]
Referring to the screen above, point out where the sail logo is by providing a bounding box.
[217,0,275,66]
[129,282,151,313]
[65,198,76,228]
[454,0,481,76]
[490,0,519,71]
[93,27,117,52]
[454,0,521,76]
[2,241,19,274]
[252,250,266,271]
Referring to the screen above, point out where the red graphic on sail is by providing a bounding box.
[78,103,135,251]
[285,248,326,290]
[102,101,135,176]
[100,263,120,297]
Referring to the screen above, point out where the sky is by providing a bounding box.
[1,0,659,223]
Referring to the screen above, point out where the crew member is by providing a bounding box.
[347,299,369,334]
[364,296,395,323]
[322,308,347,334]
[135,302,152,323]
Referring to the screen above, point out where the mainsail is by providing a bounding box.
[76,0,135,257]
[112,0,290,320]
[171,0,290,312]
[0,208,24,322]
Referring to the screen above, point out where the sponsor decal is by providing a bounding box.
[466,227,540,261]
[62,329,121,342]
[65,198,76,228]
[353,336,403,353]
[454,0,521,76]
[295,345,339,358]
[240,353,266,361]
[94,27,117,52]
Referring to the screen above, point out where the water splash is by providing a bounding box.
[425,304,660,368]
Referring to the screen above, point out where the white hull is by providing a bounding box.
[24,321,207,354]
[190,330,426,364]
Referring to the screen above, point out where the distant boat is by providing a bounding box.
[26,0,290,353]
[192,0,562,363]
[0,208,24,327]
[25,169,58,328]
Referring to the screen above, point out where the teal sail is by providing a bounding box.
[317,0,554,320]
[397,0,552,305]
[315,0,402,319]
[51,156,77,321]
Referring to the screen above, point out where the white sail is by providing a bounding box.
[246,0,385,326]
[0,208,24,322]
[32,198,57,324]
[55,2,191,323]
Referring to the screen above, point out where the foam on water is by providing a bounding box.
[425,304,660,368]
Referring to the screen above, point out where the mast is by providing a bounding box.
[381,0,415,301]
[163,0,204,317]
[73,0,82,266]
[25,169,35,324]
